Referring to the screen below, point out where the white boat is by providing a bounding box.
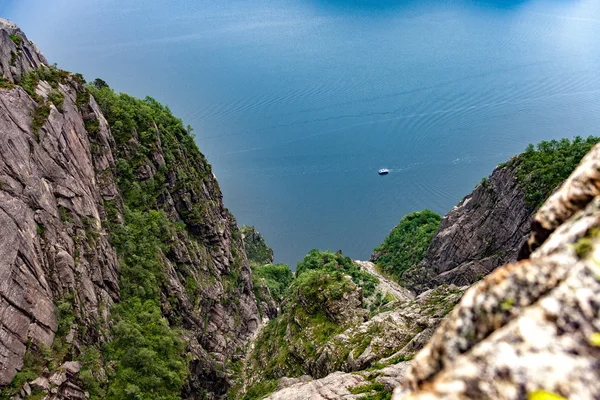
[378,168,389,175]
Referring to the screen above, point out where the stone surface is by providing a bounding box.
[0,18,47,84]
[265,362,411,400]
[394,143,600,399]
[403,166,532,293]
[0,42,120,386]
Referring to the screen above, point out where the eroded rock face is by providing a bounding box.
[403,166,532,293]
[0,18,47,84]
[394,143,600,400]
[0,67,120,387]
[0,20,261,399]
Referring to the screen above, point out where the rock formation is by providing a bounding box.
[402,166,533,293]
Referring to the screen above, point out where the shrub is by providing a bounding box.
[372,210,441,284]
[296,249,378,297]
[9,34,22,46]
[510,136,600,208]
[252,264,293,303]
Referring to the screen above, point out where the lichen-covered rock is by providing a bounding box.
[264,362,411,400]
[394,143,600,400]
[403,166,532,293]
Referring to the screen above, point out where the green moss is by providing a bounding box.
[372,210,441,285]
[500,298,515,311]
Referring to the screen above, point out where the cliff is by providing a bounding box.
[0,19,261,399]
[401,166,532,292]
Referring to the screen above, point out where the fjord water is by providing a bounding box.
[5,0,600,267]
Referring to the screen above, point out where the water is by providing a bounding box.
[4,0,600,267]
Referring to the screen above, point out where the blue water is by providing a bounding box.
[4,0,600,267]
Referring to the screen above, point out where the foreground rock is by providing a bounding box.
[395,143,600,399]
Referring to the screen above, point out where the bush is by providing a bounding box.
[372,210,441,284]
[296,249,378,297]
[509,136,600,208]
[252,264,293,303]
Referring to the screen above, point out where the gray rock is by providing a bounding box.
[30,377,49,391]
[0,18,47,83]
[403,166,532,293]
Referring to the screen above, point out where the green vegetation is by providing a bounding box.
[48,89,65,112]
[509,136,600,208]
[9,34,22,46]
[0,77,14,89]
[240,225,274,267]
[372,210,441,284]
[349,374,392,400]
[104,208,189,400]
[86,81,224,398]
[252,263,293,303]
[32,102,50,135]
[246,269,359,395]
[88,83,212,215]
[296,249,378,297]
[240,379,278,400]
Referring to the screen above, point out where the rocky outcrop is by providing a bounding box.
[0,18,47,84]
[265,362,410,400]
[0,50,120,391]
[0,20,261,399]
[403,166,532,293]
[394,143,600,399]
[240,225,274,267]
[247,270,465,399]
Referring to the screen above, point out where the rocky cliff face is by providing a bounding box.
[0,20,121,394]
[0,19,261,399]
[402,166,533,293]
